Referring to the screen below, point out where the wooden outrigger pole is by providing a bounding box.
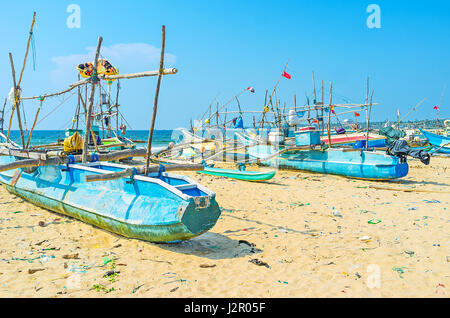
[145,25,166,175]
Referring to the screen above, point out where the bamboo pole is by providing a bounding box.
[78,89,99,153]
[327,82,333,147]
[74,74,81,129]
[365,90,374,148]
[17,12,37,88]
[321,80,324,133]
[25,100,42,149]
[8,53,26,148]
[99,84,105,138]
[144,25,166,175]
[1,98,6,132]
[21,69,178,101]
[115,80,120,136]
[398,98,427,124]
[82,36,103,163]
[0,148,148,173]
[257,61,289,135]
[85,163,204,182]
[312,71,317,104]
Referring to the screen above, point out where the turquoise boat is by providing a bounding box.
[419,129,450,154]
[0,155,221,243]
[246,145,408,180]
[197,166,276,181]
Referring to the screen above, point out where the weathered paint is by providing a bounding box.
[0,156,221,243]
[247,145,408,180]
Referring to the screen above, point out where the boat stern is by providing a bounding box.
[180,195,221,237]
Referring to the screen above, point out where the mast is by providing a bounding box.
[82,36,103,163]
[327,82,333,147]
[144,25,166,174]
[8,53,26,148]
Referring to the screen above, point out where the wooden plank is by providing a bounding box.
[85,163,204,182]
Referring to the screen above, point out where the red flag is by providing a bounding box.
[433,105,440,110]
[282,71,291,79]
[246,86,255,93]
[331,105,335,114]
[354,112,360,117]
[312,119,318,123]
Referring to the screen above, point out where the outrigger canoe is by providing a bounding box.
[419,129,450,154]
[197,166,276,182]
[0,155,221,243]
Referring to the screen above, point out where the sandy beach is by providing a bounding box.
[0,157,448,298]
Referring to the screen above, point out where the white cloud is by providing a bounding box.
[50,43,176,84]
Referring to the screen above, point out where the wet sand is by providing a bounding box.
[0,157,448,297]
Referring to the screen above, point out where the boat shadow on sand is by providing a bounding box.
[153,232,262,260]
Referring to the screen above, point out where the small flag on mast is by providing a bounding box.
[282,71,291,79]
[354,112,360,117]
[433,105,440,110]
[246,86,255,93]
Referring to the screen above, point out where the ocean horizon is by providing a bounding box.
[4,129,174,151]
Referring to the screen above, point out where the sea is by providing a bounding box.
[5,130,174,152]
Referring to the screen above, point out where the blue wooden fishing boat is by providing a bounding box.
[246,145,408,180]
[419,129,450,154]
[0,155,221,243]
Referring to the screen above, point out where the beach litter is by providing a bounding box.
[404,250,415,257]
[28,268,45,274]
[249,259,270,269]
[131,284,145,294]
[368,219,382,224]
[359,236,371,242]
[392,266,409,278]
[62,253,79,259]
[423,200,440,204]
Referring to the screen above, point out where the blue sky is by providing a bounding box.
[1,0,449,130]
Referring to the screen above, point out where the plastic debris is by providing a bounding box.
[368,219,382,224]
[423,200,440,203]
[131,284,145,294]
[392,266,409,278]
[249,259,270,268]
[404,250,415,257]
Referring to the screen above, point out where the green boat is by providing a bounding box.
[197,166,276,181]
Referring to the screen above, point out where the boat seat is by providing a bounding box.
[174,184,197,190]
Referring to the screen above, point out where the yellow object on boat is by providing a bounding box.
[76,59,119,82]
[63,131,83,153]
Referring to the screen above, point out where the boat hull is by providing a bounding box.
[248,146,408,180]
[419,129,450,154]
[0,156,221,243]
[197,167,276,181]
